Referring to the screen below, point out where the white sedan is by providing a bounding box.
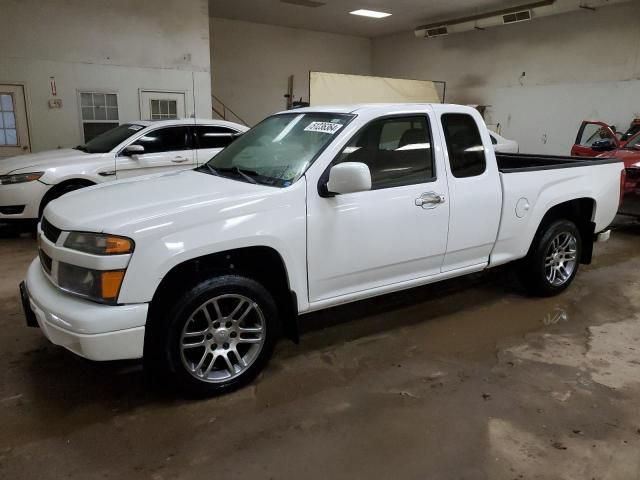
[489,131,519,153]
[0,119,247,227]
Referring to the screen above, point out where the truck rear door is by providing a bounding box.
[571,121,618,157]
[436,107,502,272]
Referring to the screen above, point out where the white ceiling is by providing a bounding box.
[209,0,531,37]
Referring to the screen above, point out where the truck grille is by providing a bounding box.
[41,217,62,244]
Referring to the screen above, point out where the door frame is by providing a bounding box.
[0,81,32,154]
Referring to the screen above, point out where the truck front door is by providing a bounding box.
[306,112,450,303]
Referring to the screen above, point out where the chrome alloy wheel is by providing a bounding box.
[544,232,578,286]
[180,294,265,383]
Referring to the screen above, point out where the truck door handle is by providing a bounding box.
[172,157,189,163]
[415,192,445,209]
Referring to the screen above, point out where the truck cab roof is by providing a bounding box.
[279,103,474,116]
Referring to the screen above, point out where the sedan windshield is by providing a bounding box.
[200,113,353,187]
[77,123,146,154]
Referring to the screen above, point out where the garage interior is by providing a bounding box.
[1,0,640,478]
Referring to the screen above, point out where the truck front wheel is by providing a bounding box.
[519,219,582,297]
[148,275,280,396]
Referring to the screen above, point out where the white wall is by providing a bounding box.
[210,17,372,126]
[0,0,212,152]
[372,2,640,155]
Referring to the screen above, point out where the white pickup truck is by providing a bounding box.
[20,104,624,396]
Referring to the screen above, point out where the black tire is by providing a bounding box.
[39,182,92,218]
[145,275,280,397]
[518,219,582,297]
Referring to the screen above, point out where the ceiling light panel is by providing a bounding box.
[280,0,326,7]
[350,9,392,19]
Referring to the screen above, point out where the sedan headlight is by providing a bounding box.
[57,262,125,304]
[0,172,44,185]
[64,232,134,255]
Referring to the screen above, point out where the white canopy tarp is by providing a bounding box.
[309,72,441,106]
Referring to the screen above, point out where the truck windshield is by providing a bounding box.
[76,123,146,154]
[200,112,353,187]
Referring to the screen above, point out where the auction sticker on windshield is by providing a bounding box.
[304,122,343,134]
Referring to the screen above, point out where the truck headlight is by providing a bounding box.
[57,263,125,304]
[64,232,134,255]
[0,172,44,185]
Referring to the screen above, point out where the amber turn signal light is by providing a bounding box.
[101,270,125,300]
[105,236,133,255]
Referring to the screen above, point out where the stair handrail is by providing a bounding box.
[212,94,249,126]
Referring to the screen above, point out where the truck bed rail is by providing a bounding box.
[496,152,622,173]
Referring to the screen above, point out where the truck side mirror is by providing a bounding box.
[326,162,372,195]
[123,145,145,157]
[591,139,615,152]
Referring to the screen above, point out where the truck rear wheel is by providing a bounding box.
[147,275,279,396]
[519,219,582,297]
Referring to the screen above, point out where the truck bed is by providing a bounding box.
[496,153,621,173]
[490,151,623,269]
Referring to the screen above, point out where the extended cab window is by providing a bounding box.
[336,116,434,190]
[441,113,486,178]
[131,126,190,154]
[196,126,238,149]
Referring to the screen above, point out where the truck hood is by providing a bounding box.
[0,148,96,175]
[598,149,640,168]
[43,170,278,234]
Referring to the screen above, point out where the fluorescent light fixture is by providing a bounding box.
[350,9,392,18]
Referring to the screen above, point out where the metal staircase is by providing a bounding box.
[212,94,249,127]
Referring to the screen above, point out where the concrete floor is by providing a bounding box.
[1,219,639,480]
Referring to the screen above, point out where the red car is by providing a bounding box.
[571,121,640,217]
[571,119,640,158]
[597,136,640,218]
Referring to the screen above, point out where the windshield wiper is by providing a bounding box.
[74,144,88,152]
[211,166,259,184]
[198,163,265,185]
[199,163,219,176]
